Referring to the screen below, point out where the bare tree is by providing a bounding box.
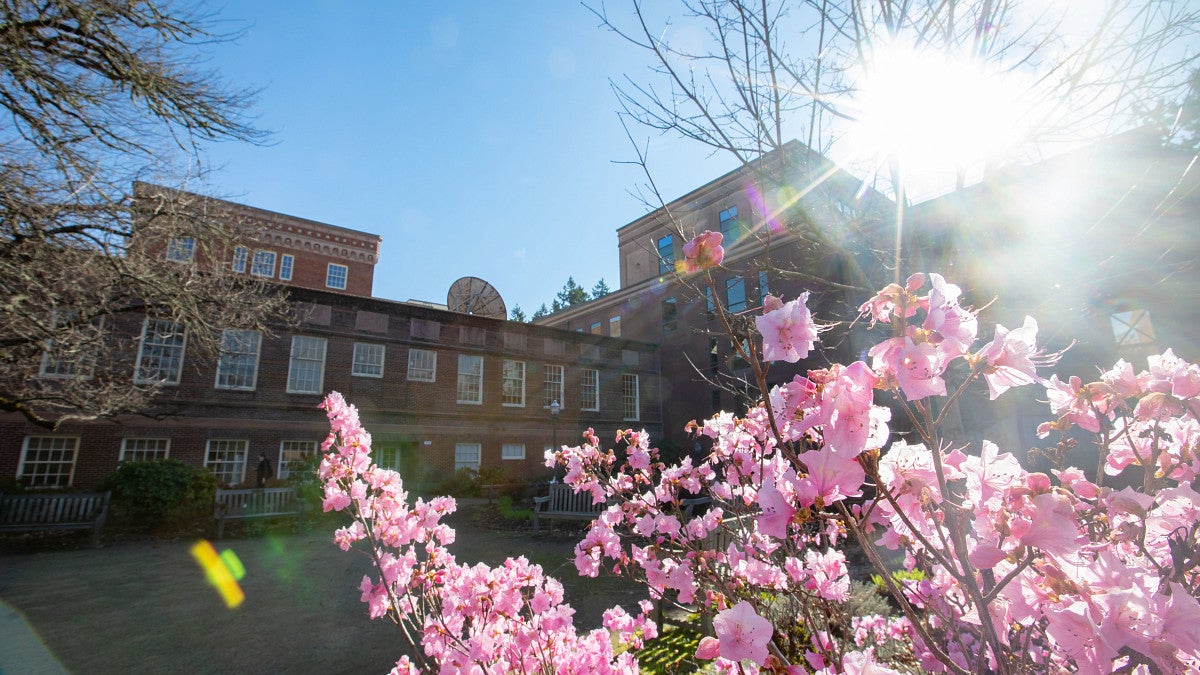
[0,0,290,427]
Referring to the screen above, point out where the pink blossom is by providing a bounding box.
[923,273,977,356]
[795,446,864,506]
[712,601,774,666]
[683,230,725,273]
[756,475,796,538]
[859,272,925,325]
[870,336,947,400]
[756,292,818,362]
[977,316,1043,399]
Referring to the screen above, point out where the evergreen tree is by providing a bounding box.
[510,304,527,322]
[531,303,551,320]
[591,278,612,298]
[556,277,590,308]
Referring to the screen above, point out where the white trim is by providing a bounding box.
[286,335,327,394]
[134,318,187,385]
[454,442,482,471]
[326,263,348,290]
[501,443,526,460]
[204,438,248,485]
[457,354,483,404]
[623,373,640,421]
[18,436,79,487]
[501,359,525,407]
[279,253,294,281]
[352,342,386,378]
[407,347,437,382]
[251,250,277,278]
[119,438,171,462]
[214,329,262,391]
[581,368,600,411]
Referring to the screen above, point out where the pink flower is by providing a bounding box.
[870,336,947,400]
[712,601,774,666]
[923,273,977,356]
[756,292,818,362]
[977,316,1045,400]
[756,475,796,538]
[859,273,925,325]
[683,230,724,273]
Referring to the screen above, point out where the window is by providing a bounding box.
[502,359,525,407]
[287,336,327,394]
[407,348,437,382]
[709,338,720,376]
[39,310,94,379]
[657,235,674,274]
[231,246,248,273]
[705,287,715,316]
[135,319,187,385]
[758,270,770,301]
[205,439,247,485]
[279,254,294,281]
[120,438,170,462]
[326,263,348,290]
[726,277,747,313]
[375,446,400,470]
[457,355,483,404]
[278,440,317,479]
[251,250,276,277]
[544,364,564,407]
[19,436,78,487]
[589,321,602,335]
[581,368,599,411]
[166,236,194,263]
[662,297,678,333]
[719,205,741,243]
[215,329,261,390]
[352,342,385,378]
[455,443,481,472]
[609,316,621,338]
[623,373,640,421]
[502,443,526,460]
[1111,309,1156,346]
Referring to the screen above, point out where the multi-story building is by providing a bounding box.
[1,187,661,490]
[536,141,894,450]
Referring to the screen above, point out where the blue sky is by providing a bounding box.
[196,2,739,316]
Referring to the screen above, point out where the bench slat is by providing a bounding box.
[0,492,110,546]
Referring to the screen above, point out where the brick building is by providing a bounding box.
[536,141,893,449]
[2,188,661,490]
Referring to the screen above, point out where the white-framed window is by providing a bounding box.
[18,436,79,487]
[287,336,327,394]
[134,318,187,385]
[501,359,525,407]
[166,236,194,263]
[279,254,294,281]
[502,443,526,460]
[657,234,674,274]
[407,348,437,382]
[609,316,621,337]
[352,342,385,378]
[205,439,248,485]
[457,354,483,404]
[1111,309,1156,346]
[278,440,318,479]
[39,310,94,379]
[455,443,481,472]
[581,368,599,411]
[120,438,170,462]
[251,250,276,277]
[214,329,261,391]
[375,446,400,470]
[326,263,348,290]
[623,373,640,421]
[231,246,248,273]
[543,364,564,408]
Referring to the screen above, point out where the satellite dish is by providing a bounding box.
[447,276,507,319]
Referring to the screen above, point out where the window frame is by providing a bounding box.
[543,364,564,408]
[204,439,248,486]
[251,250,277,278]
[166,236,195,263]
[609,316,621,337]
[278,440,318,479]
[120,438,170,462]
[454,442,481,472]
[286,335,328,394]
[326,263,349,290]
[726,276,747,313]
[134,318,187,385]
[352,342,386,378]
[581,368,600,412]
[279,253,294,281]
[719,205,741,243]
[457,354,484,405]
[18,436,79,488]
[407,348,437,382]
[231,246,248,273]
[622,373,641,421]
[656,234,674,274]
[758,270,770,302]
[501,359,526,407]
[662,297,678,333]
[501,443,526,461]
[214,328,262,391]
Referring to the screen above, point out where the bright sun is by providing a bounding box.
[845,43,1030,187]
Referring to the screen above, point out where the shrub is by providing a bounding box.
[99,459,216,532]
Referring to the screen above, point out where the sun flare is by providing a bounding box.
[845,43,1030,186]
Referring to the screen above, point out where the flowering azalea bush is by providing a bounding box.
[322,229,1200,673]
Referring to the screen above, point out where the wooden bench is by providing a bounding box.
[213,487,304,539]
[0,491,111,547]
[532,483,606,531]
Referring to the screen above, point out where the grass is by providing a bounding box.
[636,627,706,674]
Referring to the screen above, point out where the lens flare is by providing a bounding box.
[190,540,245,609]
